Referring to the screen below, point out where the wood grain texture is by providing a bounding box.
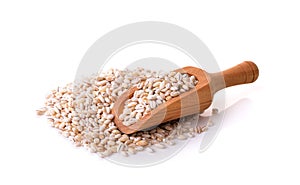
[112,61,259,134]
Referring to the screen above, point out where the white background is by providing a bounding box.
[1,0,299,184]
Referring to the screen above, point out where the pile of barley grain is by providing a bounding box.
[120,71,198,126]
[36,68,209,157]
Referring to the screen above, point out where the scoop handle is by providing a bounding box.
[210,61,259,93]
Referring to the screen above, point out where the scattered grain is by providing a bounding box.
[37,67,208,158]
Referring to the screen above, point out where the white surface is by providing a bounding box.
[102,42,198,71]
[0,0,299,184]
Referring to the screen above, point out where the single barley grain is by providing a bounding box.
[212,108,219,115]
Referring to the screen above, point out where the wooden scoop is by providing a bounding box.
[112,61,259,134]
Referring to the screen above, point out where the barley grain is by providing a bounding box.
[128,147,136,155]
[38,67,207,158]
[166,140,175,146]
[136,140,148,146]
[207,120,214,127]
[121,151,128,157]
[145,147,155,153]
[135,146,144,151]
[36,107,47,115]
[177,134,187,140]
[153,143,166,149]
[212,108,219,115]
